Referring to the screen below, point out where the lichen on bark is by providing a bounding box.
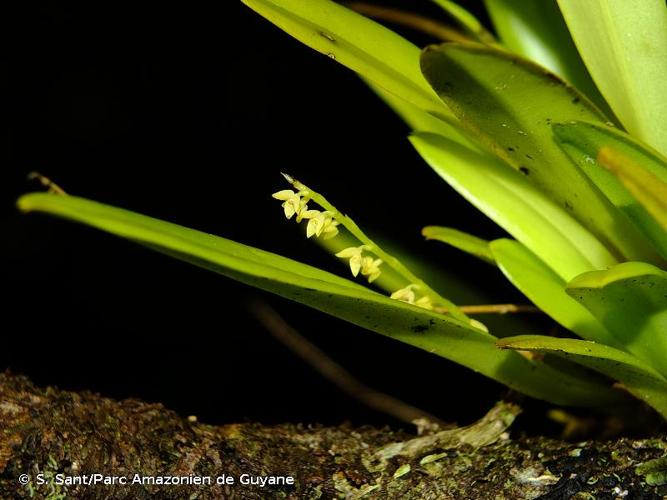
[0,372,666,499]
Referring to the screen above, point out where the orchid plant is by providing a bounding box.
[18,0,667,419]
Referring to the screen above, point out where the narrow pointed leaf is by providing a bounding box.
[410,132,618,281]
[498,335,667,418]
[18,192,626,409]
[567,262,667,378]
[557,0,667,156]
[484,0,607,112]
[241,0,450,116]
[554,120,667,256]
[431,0,495,43]
[489,239,619,346]
[423,226,495,265]
[420,43,661,264]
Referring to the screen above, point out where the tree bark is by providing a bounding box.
[0,372,666,499]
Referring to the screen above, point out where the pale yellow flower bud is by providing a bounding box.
[272,189,303,220]
[390,285,417,304]
[414,295,434,310]
[360,256,383,283]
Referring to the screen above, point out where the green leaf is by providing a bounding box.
[420,42,661,264]
[557,0,667,156]
[554,121,667,256]
[553,121,667,184]
[484,0,607,112]
[18,192,626,409]
[422,226,495,265]
[498,335,667,419]
[410,132,618,281]
[489,239,620,347]
[431,0,495,43]
[567,262,667,378]
[241,0,450,116]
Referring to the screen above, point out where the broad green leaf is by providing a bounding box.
[498,335,667,419]
[557,0,667,157]
[567,262,667,378]
[422,226,495,265]
[483,0,608,113]
[410,132,618,281]
[241,0,450,116]
[18,192,627,409]
[489,239,619,347]
[431,0,495,43]
[420,43,661,264]
[554,121,667,255]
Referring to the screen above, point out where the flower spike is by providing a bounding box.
[272,173,464,321]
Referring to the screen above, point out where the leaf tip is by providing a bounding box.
[16,194,36,214]
[421,226,436,240]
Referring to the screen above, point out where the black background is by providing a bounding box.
[5,1,558,431]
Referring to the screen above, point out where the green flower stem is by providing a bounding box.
[287,175,468,322]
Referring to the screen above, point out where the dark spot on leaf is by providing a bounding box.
[525,154,534,160]
[564,201,573,211]
[411,324,430,333]
[519,166,530,175]
[544,71,561,83]
[572,97,580,104]
[507,146,515,152]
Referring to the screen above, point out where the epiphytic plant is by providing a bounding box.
[19,0,667,419]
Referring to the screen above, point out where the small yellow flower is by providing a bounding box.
[390,284,417,304]
[320,218,340,239]
[360,256,383,283]
[272,189,304,220]
[335,245,366,276]
[414,295,434,310]
[391,285,433,309]
[302,209,338,239]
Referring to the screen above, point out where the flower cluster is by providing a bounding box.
[390,284,433,310]
[272,189,339,240]
[335,245,383,283]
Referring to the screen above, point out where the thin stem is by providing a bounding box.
[248,298,446,427]
[344,2,472,43]
[436,304,542,315]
